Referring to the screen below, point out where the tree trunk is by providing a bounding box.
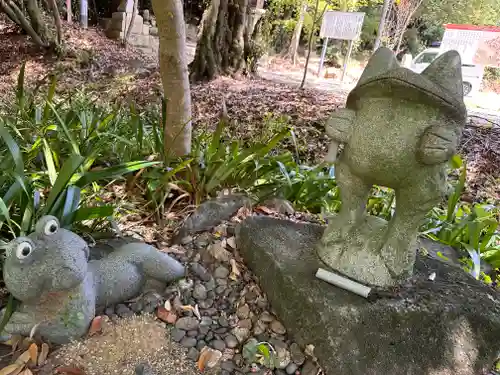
[24,0,50,43]
[66,0,71,22]
[152,0,192,156]
[191,0,220,80]
[48,0,63,45]
[300,0,324,89]
[123,0,137,45]
[0,0,21,24]
[373,0,391,52]
[2,0,48,46]
[230,0,248,74]
[190,0,251,81]
[286,1,306,65]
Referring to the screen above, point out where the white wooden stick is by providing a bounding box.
[316,268,372,298]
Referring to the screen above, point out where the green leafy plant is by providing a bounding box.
[0,65,159,240]
[242,339,280,369]
[420,156,500,279]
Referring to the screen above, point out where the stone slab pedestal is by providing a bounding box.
[235,216,500,375]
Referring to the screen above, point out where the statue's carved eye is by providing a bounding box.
[43,219,59,235]
[15,241,33,259]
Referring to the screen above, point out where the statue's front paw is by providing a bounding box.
[379,237,415,281]
[417,125,459,165]
[3,311,39,337]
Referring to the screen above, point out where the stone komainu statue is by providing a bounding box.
[1,216,185,344]
[318,47,467,287]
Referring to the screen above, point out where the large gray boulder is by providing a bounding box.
[236,216,500,375]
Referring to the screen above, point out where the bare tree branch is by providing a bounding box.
[48,0,63,45]
[4,0,48,46]
[383,0,423,54]
[0,0,21,24]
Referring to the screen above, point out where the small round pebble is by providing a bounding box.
[200,316,213,326]
[180,336,197,348]
[187,347,200,361]
[190,262,211,281]
[129,300,144,313]
[236,304,250,320]
[260,311,274,323]
[289,343,305,365]
[171,327,186,342]
[187,330,198,337]
[204,277,216,291]
[221,360,236,372]
[219,316,230,327]
[286,363,298,375]
[199,299,214,309]
[270,320,286,335]
[115,304,134,318]
[211,339,226,351]
[225,334,239,348]
[175,316,200,331]
[214,266,230,279]
[193,284,208,300]
[104,306,115,316]
[196,340,207,351]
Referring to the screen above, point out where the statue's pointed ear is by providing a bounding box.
[421,50,463,98]
[358,47,400,84]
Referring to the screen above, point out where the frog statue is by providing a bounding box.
[318,47,467,287]
[0,216,185,344]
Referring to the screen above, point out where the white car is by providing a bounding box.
[410,48,484,97]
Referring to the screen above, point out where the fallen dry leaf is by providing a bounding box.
[255,206,274,215]
[38,343,49,366]
[197,347,222,371]
[226,236,236,249]
[160,245,185,255]
[28,343,37,365]
[88,316,103,336]
[18,369,33,375]
[0,364,23,375]
[55,367,85,375]
[28,324,40,340]
[156,307,177,324]
[164,299,172,311]
[229,259,241,281]
[207,241,232,263]
[15,349,31,366]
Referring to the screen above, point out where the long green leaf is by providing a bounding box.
[0,122,24,175]
[72,205,114,222]
[0,295,17,336]
[16,62,26,112]
[75,161,160,187]
[42,138,58,186]
[44,154,85,214]
[46,101,81,156]
[42,74,57,123]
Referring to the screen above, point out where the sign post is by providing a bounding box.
[318,11,365,83]
[318,37,330,76]
[440,24,500,68]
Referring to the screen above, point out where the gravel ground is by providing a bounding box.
[32,201,320,375]
[38,314,203,375]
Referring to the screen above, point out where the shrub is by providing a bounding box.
[0,65,159,241]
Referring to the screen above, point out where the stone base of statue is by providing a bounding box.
[317,214,418,287]
[236,216,500,375]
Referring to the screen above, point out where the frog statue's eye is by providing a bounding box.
[15,241,33,259]
[43,218,59,235]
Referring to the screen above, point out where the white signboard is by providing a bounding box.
[319,11,365,40]
[440,24,500,68]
